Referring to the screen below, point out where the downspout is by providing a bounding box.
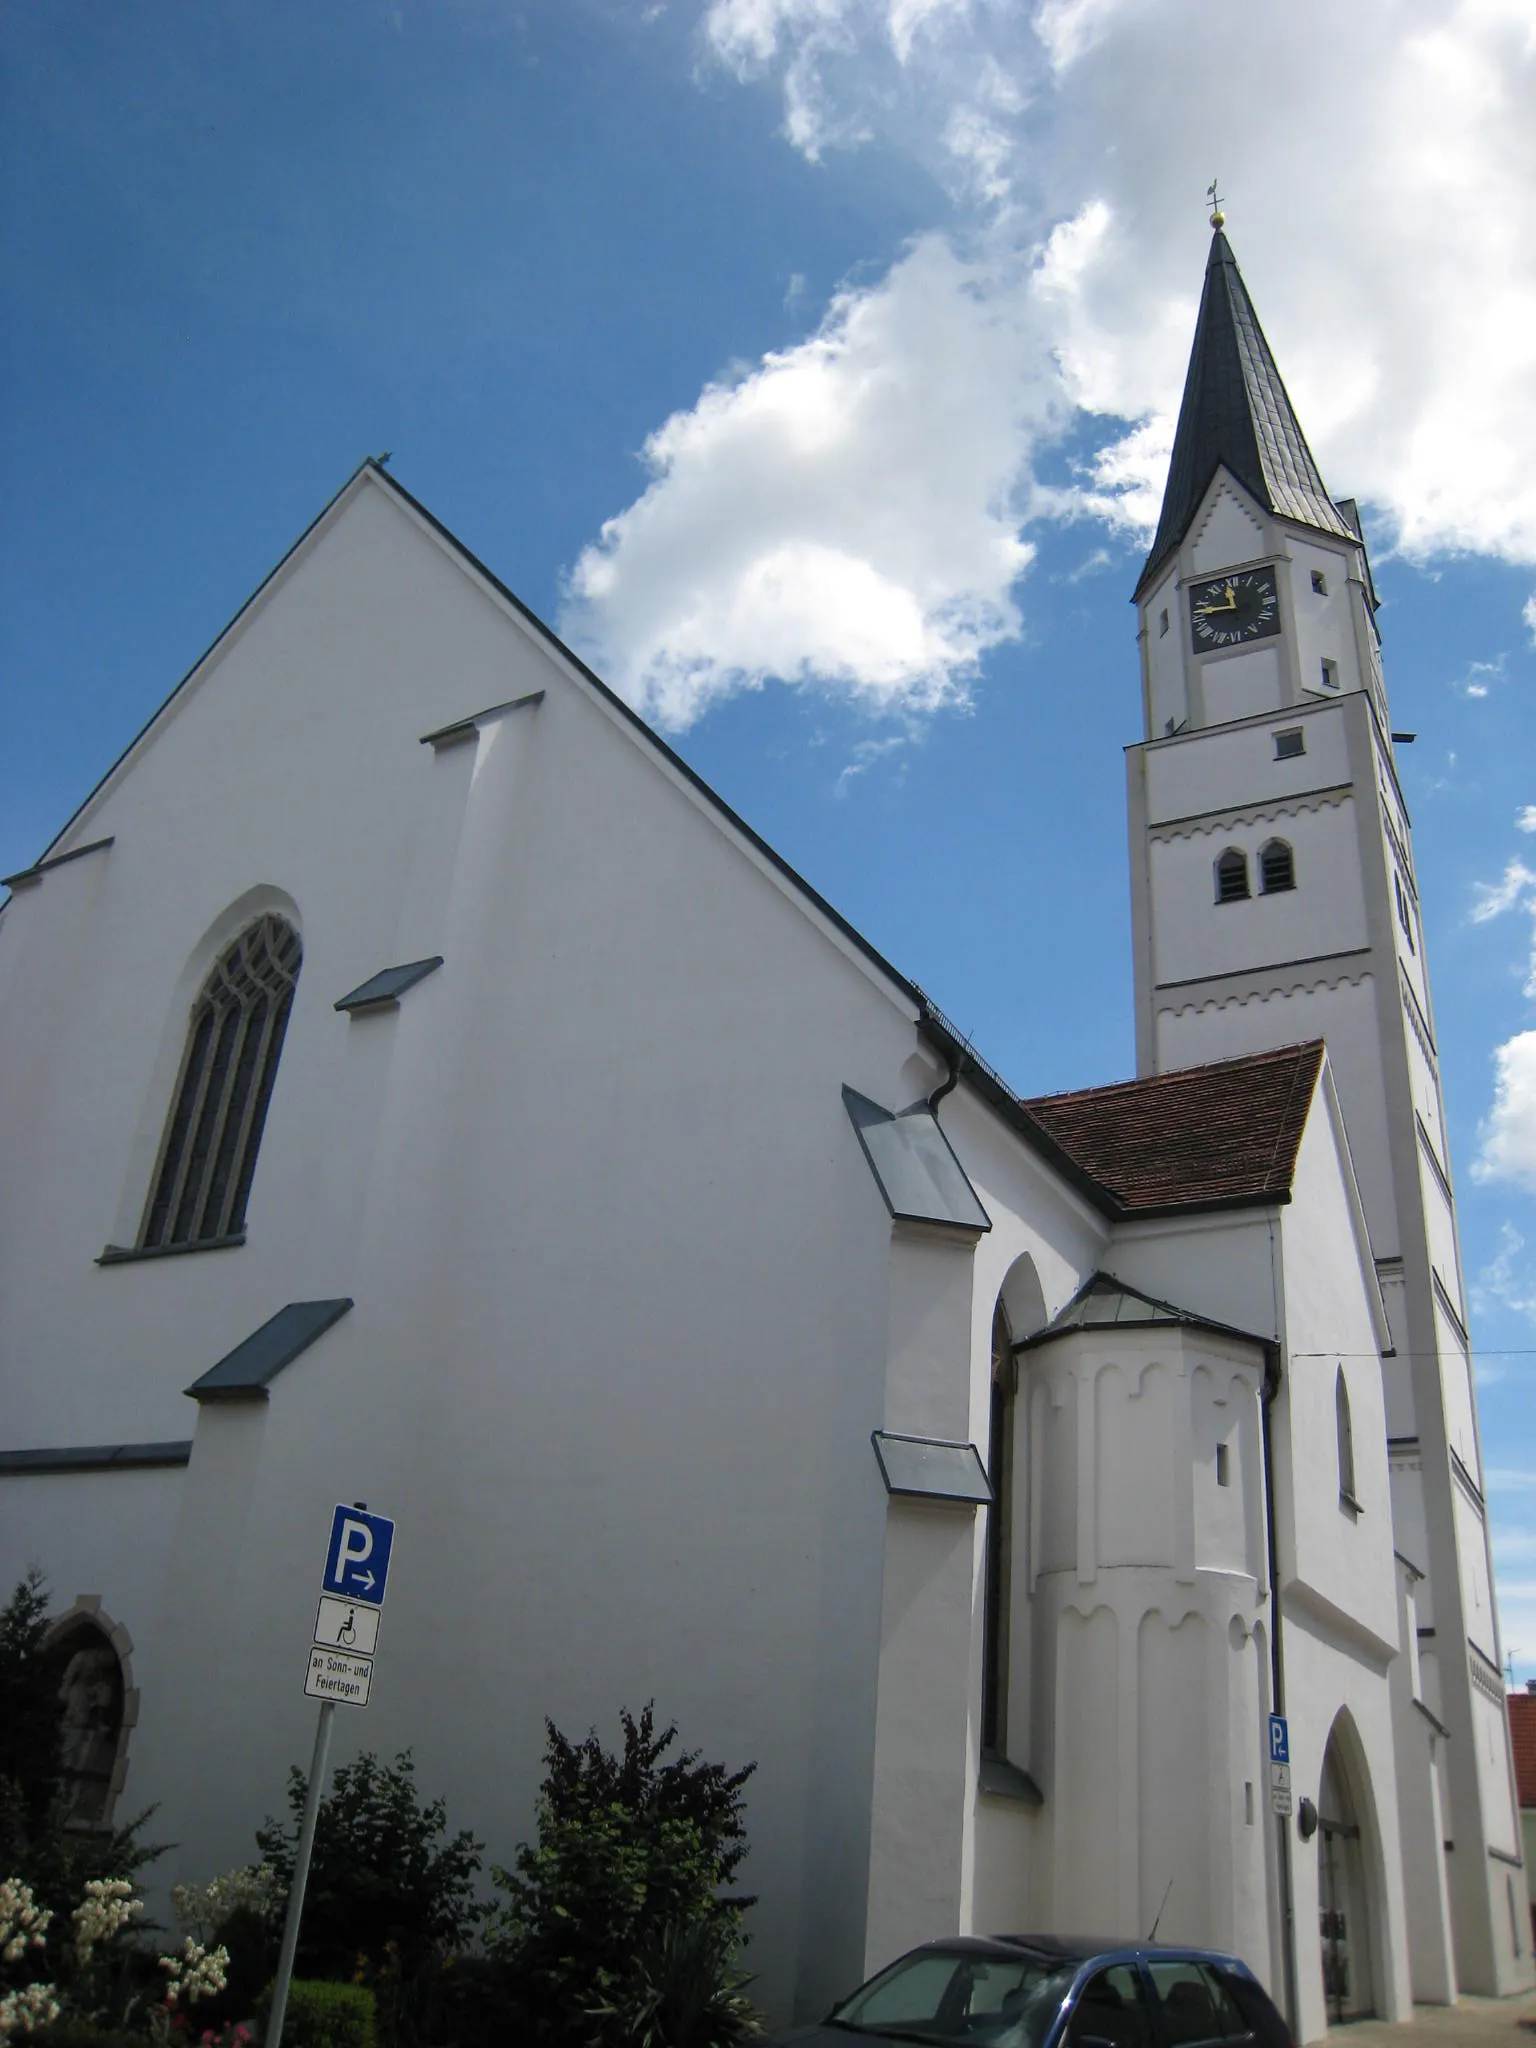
[1261,1338,1300,2042]
[927,1046,961,1118]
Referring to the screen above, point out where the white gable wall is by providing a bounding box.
[1,477,1135,2025]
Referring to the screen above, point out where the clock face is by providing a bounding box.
[1188,567,1281,649]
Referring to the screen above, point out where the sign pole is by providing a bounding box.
[265,1699,336,2048]
[268,1499,395,2048]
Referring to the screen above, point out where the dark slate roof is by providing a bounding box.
[871,1430,992,1505]
[1016,1272,1263,1352]
[1137,231,1352,596]
[0,1441,192,1475]
[1019,1041,1324,1217]
[334,957,443,1012]
[187,1299,354,1402]
[843,1086,991,1233]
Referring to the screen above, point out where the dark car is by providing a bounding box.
[765,1934,1293,2048]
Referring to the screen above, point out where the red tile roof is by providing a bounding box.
[1511,1690,1536,1809]
[1019,1041,1325,1217]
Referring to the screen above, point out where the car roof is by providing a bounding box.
[991,1935,1142,1961]
[980,1934,1252,1969]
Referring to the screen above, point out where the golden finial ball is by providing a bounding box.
[1210,207,1226,229]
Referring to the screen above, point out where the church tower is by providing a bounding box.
[1125,217,1533,1995]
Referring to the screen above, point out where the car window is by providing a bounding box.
[830,1948,1076,2044]
[1146,1960,1247,2043]
[1210,1967,1290,2048]
[847,1954,957,2023]
[1061,1964,1152,2048]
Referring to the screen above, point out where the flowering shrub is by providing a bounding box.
[0,1879,58,2041]
[158,1939,229,2010]
[169,1871,278,1950]
[0,1983,60,2041]
[72,1881,142,1969]
[0,1871,152,2039]
[0,1882,52,1968]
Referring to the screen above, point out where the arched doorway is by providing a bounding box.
[1317,1720,1376,2024]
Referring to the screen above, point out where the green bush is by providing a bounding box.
[489,1703,760,2047]
[255,1753,481,2048]
[269,1980,378,2048]
[31,2022,150,2048]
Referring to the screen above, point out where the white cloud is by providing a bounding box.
[1472,1220,1536,1327]
[1475,1032,1536,1188]
[1455,654,1507,700]
[1518,806,1536,833]
[1472,858,1536,924]
[1487,1466,1536,1492]
[563,231,1069,726]
[1526,593,1536,644]
[572,1,1536,725]
[1470,855,1536,1000]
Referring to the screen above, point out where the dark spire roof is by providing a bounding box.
[1137,231,1352,596]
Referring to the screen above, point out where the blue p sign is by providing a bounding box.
[1268,1714,1289,1765]
[322,1505,394,1606]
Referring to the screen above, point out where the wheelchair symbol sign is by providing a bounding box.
[314,1595,380,1656]
[1268,1714,1289,1765]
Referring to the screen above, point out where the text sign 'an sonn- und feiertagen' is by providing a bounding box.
[304,1646,374,1707]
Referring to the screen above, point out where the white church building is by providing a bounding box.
[1,227,1530,2040]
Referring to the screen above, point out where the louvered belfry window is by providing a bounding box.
[142,916,302,1248]
[1259,839,1295,894]
[1215,848,1250,903]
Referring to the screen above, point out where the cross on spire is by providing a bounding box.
[1206,179,1225,229]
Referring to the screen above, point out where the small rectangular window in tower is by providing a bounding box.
[1245,1781,1255,1826]
[1159,607,1170,637]
[1320,657,1340,690]
[1274,728,1305,760]
[1216,1442,1230,1487]
[1395,872,1417,954]
[1311,569,1328,595]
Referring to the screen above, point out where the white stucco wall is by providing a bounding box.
[1,472,1165,2026]
[1141,699,1352,830]
[1147,794,1367,991]
[0,476,946,2023]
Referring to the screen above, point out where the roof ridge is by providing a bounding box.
[1261,1041,1322,1191]
[1021,1037,1325,1111]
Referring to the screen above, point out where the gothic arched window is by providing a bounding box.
[1336,1368,1357,1507]
[981,1301,1015,1759]
[141,915,302,1249]
[1259,839,1295,894]
[1215,848,1250,903]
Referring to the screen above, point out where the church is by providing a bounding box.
[1,224,1530,2041]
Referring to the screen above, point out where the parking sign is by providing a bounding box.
[321,1505,395,1606]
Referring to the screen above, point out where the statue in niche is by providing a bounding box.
[55,1633,122,1826]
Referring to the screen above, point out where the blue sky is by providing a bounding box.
[4,0,1536,1674]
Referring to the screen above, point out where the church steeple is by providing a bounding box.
[1137,229,1351,598]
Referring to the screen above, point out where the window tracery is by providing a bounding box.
[141,915,301,1249]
